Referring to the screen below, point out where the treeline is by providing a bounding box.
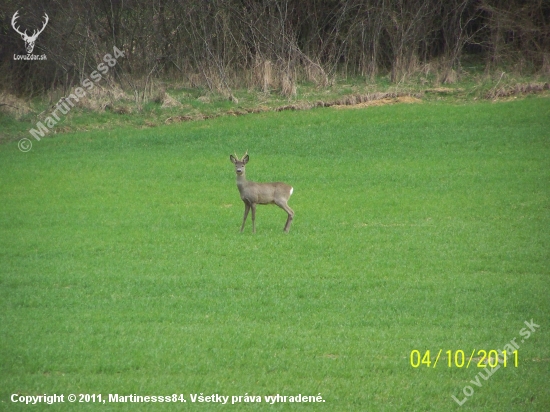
[0,0,548,98]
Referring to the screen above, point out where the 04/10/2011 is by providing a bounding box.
[410,349,518,368]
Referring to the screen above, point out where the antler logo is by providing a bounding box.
[11,10,49,54]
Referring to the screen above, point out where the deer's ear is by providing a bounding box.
[242,154,249,164]
[230,155,237,163]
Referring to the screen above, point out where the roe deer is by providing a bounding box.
[230,151,294,233]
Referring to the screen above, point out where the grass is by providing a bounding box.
[1,96,549,410]
[1,68,548,142]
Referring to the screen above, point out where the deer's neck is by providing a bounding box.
[236,173,248,187]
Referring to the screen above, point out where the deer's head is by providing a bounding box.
[230,151,249,176]
[12,10,49,54]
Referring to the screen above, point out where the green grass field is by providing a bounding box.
[1,97,549,410]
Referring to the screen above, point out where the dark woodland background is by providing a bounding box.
[0,0,548,98]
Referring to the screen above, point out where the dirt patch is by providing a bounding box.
[331,95,422,109]
[274,92,423,112]
[164,93,423,125]
[486,82,549,99]
[425,87,464,94]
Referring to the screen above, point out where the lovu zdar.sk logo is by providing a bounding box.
[12,10,48,60]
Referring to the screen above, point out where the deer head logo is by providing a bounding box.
[11,10,49,54]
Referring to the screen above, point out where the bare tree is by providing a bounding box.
[0,0,547,98]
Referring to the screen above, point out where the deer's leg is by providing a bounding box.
[276,200,294,232]
[251,203,257,233]
[241,202,250,232]
[283,206,294,232]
